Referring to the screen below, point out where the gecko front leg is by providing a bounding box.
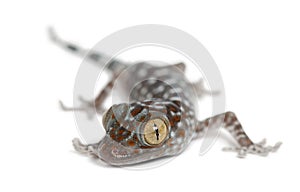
[59,76,115,117]
[197,112,282,158]
[72,138,99,157]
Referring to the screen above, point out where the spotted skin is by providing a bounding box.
[82,63,199,165]
[79,62,280,165]
[50,29,282,165]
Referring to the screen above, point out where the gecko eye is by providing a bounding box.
[143,118,169,145]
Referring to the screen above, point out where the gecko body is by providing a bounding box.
[50,28,282,166]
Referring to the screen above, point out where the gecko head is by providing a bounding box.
[98,99,187,166]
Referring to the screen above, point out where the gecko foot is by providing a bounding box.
[192,79,220,98]
[222,139,282,158]
[73,138,89,153]
[59,96,104,119]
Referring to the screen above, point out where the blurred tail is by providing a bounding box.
[48,27,127,73]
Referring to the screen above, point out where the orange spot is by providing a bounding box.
[110,133,116,140]
[118,129,125,135]
[173,115,181,122]
[130,105,143,116]
[127,140,136,147]
[116,136,124,142]
[134,149,140,154]
[132,135,138,142]
[167,105,177,112]
[169,120,175,127]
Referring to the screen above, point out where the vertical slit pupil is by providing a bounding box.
[154,123,159,140]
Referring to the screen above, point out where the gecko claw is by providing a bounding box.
[59,100,74,111]
[257,138,267,146]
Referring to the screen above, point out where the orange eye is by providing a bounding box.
[143,118,168,145]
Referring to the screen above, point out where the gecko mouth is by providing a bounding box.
[97,135,138,165]
[97,134,172,166]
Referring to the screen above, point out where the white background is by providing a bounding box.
[0,1,299,191]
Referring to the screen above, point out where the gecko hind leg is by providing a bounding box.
[48,27,87,57]
[197,111,282,158]
[49,27,128,74]
[48,27,108,64]
[222,138,282,158]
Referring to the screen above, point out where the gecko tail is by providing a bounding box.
[48,26,128,73]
